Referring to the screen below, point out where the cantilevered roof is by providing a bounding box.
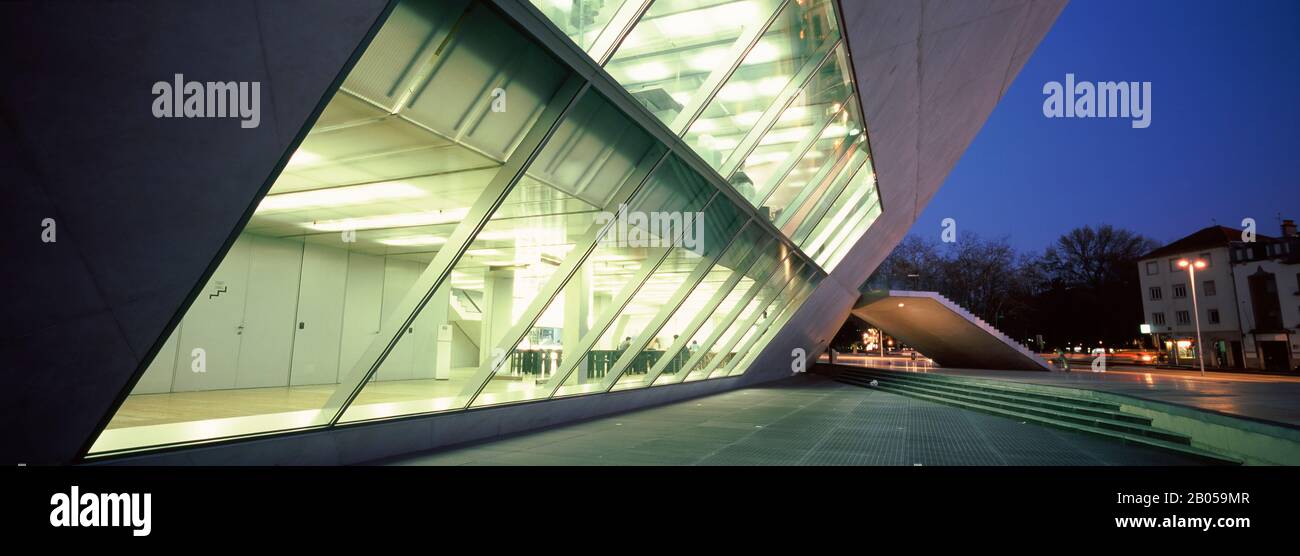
[852,291,1053,372]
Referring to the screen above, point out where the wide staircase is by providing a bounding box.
[825,366,1240,465]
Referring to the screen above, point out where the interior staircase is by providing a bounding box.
[824,366,1240,465]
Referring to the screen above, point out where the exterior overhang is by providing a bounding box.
[852,291,1054,372]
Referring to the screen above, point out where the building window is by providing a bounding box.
[1203,280,1216,296]
[1172,283,1187,298]
[1149,286,1163,300]
[1208,309,1220,324]
[1199,252,1212,267]
[1145,261,1158,275]
[1169,258,1180,272]
[1152,312,1166,326]
[1176,310,1191,325]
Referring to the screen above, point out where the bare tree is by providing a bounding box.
[1041,225,1157,289]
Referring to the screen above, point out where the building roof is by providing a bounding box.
[1142,225,1273,260]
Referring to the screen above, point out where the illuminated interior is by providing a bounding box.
[92,0,876,455]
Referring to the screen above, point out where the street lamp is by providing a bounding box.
[1176,258,1208,375]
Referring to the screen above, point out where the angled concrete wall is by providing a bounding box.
[853,291,1054,371]
[742,0,1068,385]
[0,0,392,464]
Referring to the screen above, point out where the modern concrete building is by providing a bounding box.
[0,0,1066,464]
[1229,220,1300,372]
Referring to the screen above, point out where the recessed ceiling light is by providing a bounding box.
[258,182,425,213]
[379,235,448,247]
[306,207,469,232]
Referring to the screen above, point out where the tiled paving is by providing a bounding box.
[377,375,1206,466]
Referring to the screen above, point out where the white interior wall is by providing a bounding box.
[132,233,483,395]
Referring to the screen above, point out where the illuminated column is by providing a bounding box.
[479,267,515,363]
[562,267,591,380]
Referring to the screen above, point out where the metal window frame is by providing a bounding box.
[715,37,843,178]
[454,144,674,410]
[593,218,757,392]
[634,232,779,388]
[537,189,730,400]
[322,73,591,424]
[700,259,806,379]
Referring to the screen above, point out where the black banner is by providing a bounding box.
[6,465,1292,544]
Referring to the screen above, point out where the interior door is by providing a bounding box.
[289,242,348,385]
[235,235,304,388]
[173,237,251,392]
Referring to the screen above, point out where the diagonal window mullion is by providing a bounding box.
[702,260,805,378]
[666,248,795,385]
[727,275,822,376]
[788,147,869,243]
[596,217,754,392]
[637,234,776,387]
[321,75,590,425]
[540,234,695,399]
[723,271,817,376]
[752,90,855,209]
[665,0,791,134]
[589,0,655,65]
[457,145,672,406]
[717,37,842,178]
[774,128,864,232]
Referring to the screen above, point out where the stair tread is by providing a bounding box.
[843,373,1148,423]
[844,376,1176,439]
[841,379,1237,464]
[846,368,1116,409]
[843,370,1142,420]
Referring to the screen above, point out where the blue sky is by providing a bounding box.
[908,0,1300,252]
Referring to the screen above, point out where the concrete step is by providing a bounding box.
[841,369,1150,425]
[838,374,1187,444]
[827,367,1243,464]
[842,368,1121,411]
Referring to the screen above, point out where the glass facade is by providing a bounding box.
[92,0,880,456]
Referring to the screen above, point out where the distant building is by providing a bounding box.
[1137,226,1252,369]
[1229,220,1300,371]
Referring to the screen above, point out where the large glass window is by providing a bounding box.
[91,0,578,454]
[459,154,718,408]
[798,158,880,269]
[611,222,770,390]
[604,0,783,128]
[95,0,862,456]
[339,91,665,422]
[529,0,642,61]
[695,258,805,379]
[737,48,855,213]
[724,271,821,376]
[659,242,793,384]
[535,156,722,397]
[683,0,840,170]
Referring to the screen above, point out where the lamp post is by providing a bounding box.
[1177,258,1208,375]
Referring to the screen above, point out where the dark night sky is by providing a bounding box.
[909,0,1300,252]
